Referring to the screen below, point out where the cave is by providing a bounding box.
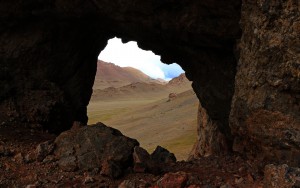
[1,0,299,175]
[87,37,199,160]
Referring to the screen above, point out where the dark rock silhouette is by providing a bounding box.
[132,145,176,174]
[151,146,176,164]
[133,146,160,174]
[54,123,139,178]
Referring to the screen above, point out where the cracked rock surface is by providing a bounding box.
[54,123,139,178]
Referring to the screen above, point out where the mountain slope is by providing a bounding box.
[91,72,192,101]
[94,60,165,89]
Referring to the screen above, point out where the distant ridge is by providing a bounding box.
[167,73,189,86]
[93,60,166,89]
[91,71,192,101]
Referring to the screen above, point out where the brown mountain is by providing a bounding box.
[93,60,165,89]
[91,72,192,101]
[167,73,189,86]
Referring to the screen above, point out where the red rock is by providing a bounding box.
[167,93,177,102]
[157,172,188,188]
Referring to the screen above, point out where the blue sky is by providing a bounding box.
[98,37,184,81]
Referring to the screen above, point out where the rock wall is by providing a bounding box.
[230,0,300,165]
[0,1,110,132]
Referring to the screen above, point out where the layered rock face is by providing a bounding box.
[230,0,300,165]
[0,0,298,165]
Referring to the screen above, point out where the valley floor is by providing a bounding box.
[88,90,198,160]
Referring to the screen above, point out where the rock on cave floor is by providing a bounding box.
[0,124,264,187]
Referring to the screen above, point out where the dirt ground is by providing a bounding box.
[88,90,198,160]
[0,124,264,187]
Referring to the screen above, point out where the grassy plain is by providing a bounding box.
[88,89,198,160]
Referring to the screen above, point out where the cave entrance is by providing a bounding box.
[87,37,198,160]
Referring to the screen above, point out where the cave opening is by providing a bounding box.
[88,37,199,160]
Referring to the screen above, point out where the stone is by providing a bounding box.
[133,146,151,173]
[157,172,188,188]
[42,155,55,163]
[118,179,151,188]
[133,146,151,164]
[54,123,139,178]
[83,174,94,184]
[35,140,54,162]
[189,102,229,159]
[100,160,123,178]
[235,177,244,184]
[167,93,177,102]
[25,151,36,163]
[247,174,254,183]
[264,164,300,188]
[57,156,77,172]
[118,180,136,188]
[151,146,176,164]
[132,146,160,174]
[13,153,24,164]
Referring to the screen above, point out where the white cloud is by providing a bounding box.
[98,37,184,80]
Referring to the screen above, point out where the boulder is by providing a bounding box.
[151,146,176,164]
[35,140,54,162]
[167,93,177,102]
[133,146,150,173]
[132,146,160,174]
[54,123,139,178]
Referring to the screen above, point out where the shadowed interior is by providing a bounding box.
[0,0,241,157]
